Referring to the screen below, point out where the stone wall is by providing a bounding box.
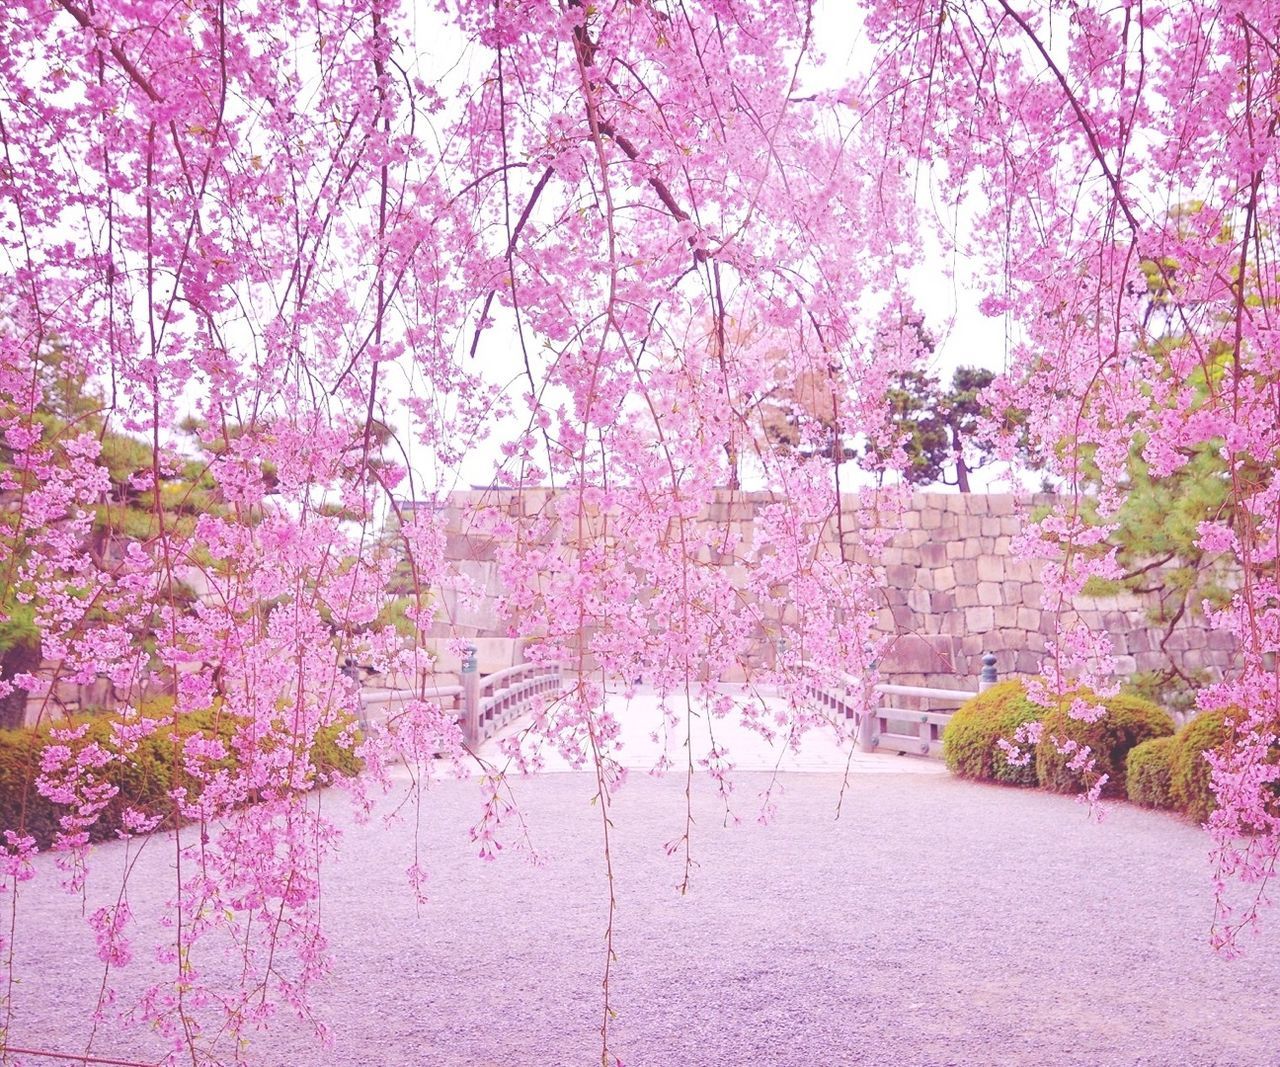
[868,492,1235,689]
[20,661,179,726]
[430,489,1237,691]
[26,488,1233,725]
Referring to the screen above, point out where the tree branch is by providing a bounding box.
[996,0,1142,235]
[54,0,163,103]
[467,165,555,360]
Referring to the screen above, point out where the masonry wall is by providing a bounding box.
[433,489,1237,691]
[868,492,1237,689]
[28,488,1233,724]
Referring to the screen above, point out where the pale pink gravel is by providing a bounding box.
[10,770,1280,1066]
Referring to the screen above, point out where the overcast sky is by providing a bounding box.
[384,1,1017,500]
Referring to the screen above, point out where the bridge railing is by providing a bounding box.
[357,683,464,733]
[361,648,990,757]
[871,683,975,758]
[800,652,998,759]
[471,659,564,743]
[360,645,564,747]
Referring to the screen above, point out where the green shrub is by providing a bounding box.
[942,680,1046,786]
[1168,709,1230,824]
[0,701,362,851]
[1037,692,1174,798]
[1126,735,1178,809]
[0,724,59,847]
[311,720,363,779]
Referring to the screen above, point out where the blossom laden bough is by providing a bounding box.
[0,0,1278,1060]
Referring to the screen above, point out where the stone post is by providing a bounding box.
[858,657,879,753]
[461,642,480,745]
[979,651,998,692]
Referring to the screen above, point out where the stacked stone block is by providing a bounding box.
[426,489,1237,690]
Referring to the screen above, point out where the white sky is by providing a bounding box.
[7,0,1023,506]
[411,1,1018,497]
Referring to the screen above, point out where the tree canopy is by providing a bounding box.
[1,0,1278,1058]
[864,364,999,492]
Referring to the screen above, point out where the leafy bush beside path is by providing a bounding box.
[0,701,361,850]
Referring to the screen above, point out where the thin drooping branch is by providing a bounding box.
[54,0,164,103]
[996,0,1143,237]
[467,165,555,360]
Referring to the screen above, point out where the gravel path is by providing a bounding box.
[7,767,1280,1067]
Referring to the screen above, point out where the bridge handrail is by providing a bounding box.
[874,683,974,702]
[793,662,865,690]
[797,652,998,760]
[479,673,556,712]
[462,654,564,745]
[479,660,555,697]
[361,684,464,702]
[358,683,466,734]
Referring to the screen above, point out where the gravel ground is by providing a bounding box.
[7,769,1280,1067]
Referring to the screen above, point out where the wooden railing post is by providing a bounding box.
[858,658,878,753]
[857,708,876,753]
[979,651,998,692]
[461,642,480,744]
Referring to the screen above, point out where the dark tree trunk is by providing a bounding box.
[0,638,42,730]
[723,440,741,490]
[951,423,972,493]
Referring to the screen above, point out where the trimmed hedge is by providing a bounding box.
[1168,710,1229,824]
[1126,735,1178,810]
[942,680,1046,786]
[0,702,361,850]
[1036,692,1174,799]
[1128,708,1280,826]
[0,724,56,847]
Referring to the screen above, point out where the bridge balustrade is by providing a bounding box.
[359,646,565,748]
[800,652,998,759]
[357,684,464,733]
[472,660,565,743]
[360,649,992,758]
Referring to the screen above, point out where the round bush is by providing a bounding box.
[1169,710,1230,824]
[942,680,1046,786]
[0,701,362,850]
[1036,692,1174,798]
[1126,735,1178,810]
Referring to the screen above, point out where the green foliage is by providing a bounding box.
[3,359,153,507]
[1079,576,1124,597]
[1109,442,1232,623]
[91,503,161,541]
[0,612,42,730]
[157,479,222,517]
[1159,707,1278,825]
[864,363,1000,492]
[0,603,40,654]
[942,680,1045,786]
[1168,710,1229,824]
[0,343,261,724]
[0,725,51,843]
[1036,692,1174,798]
[1045,318,1240,697]
[0,701,362,850]
[881,369,951,486]
[1127,669,1208,722]
[1125,735,1178,810]
[309,719,365,781]
[97,430,154,487]
[375,595,427,640]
